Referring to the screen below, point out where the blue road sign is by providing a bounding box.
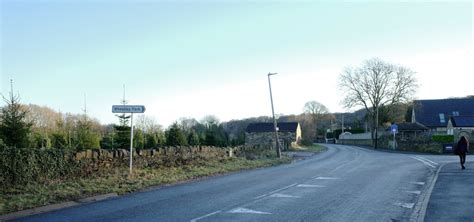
[391,124,398,133]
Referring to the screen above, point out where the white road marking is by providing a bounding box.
[296,184,325,188]
[228,207,271,215]
[269,193,301,198]
[394,202,415,209]
[254,183,298,199]
[411,156,436,169]
[330,161,351,172]
[413,156,436,168]
[410,182,425,186]
[190,210,222,222]
[314,176,339,180]
[415,156,439,166]
[404,191,421,195]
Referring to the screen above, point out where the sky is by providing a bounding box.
[1,0,473,127]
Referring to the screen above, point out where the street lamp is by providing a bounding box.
[267,72,281,158]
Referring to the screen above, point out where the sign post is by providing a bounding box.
[390,123,398,150]
[112,105,146,175]
[129,113,134,175]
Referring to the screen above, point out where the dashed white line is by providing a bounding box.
[404,191,421,195]
[228,207,271,215]
[410,182,425,186]
[314,176,339,180]
[254,183,298,199]
[394,202,415,209]
[296,184,325,188]
[190,210,222,222]
[330,161,351,172]
[269,193,301,198]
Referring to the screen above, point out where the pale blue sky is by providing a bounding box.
[1,0,473,127]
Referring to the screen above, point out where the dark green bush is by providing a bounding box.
[301,138,313,146]
[0,147,86,187]
[432,135,454,143]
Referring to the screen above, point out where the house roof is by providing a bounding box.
[396,122,429,131]
[246,122,299,133]
[450,116,474,127]
[413,98,474,128]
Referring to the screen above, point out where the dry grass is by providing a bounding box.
[290,144,327,153]
[0,156,291,215]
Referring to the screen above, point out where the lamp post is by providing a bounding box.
[267,72,281,158]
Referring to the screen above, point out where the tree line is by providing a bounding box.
[0,87,416,150]
[0,87,346,150]
[1,58,426,150]
[0,96,235,150]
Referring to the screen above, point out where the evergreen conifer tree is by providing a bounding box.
[166,122,187,146]
[0,80,32,148]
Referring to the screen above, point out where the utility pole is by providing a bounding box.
[341,115,344,133]
[268,73,281,158]
[129,112,134,175]
[10,79,13,100]
[122,84,127,105]
[375,105,379,149]
[122,84,134,175]
[83,93,87,116]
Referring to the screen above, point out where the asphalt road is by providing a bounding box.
[13,144,459,222]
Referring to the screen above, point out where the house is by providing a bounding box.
[411,98,474,132]
[447,116,474,142]
[394,122,429,140]
[245,122,301,150]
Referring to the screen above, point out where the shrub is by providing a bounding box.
[432,135,454,143]
[0,147,83,187]
[301,138,313,146]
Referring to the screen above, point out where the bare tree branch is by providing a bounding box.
[303,100,329,140]
[338,58,418,145]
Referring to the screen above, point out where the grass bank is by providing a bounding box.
[0,156,291,215]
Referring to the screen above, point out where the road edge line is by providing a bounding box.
[410,163,444,222]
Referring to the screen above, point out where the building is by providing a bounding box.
[411,98,474,132]
[394,122,429,140]
[245,122,301,150]
[447,116,474,142]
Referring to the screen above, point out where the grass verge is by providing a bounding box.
[290,144,327,153]
[0,156,291,215]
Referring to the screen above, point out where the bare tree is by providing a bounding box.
[135,115,163,134]
[339,58,417,148]
[26,104,62,133]
[201,115,220,128]
[178,117,199,133]
[303,101,329,140]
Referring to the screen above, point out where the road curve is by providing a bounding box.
[14,144,440,222]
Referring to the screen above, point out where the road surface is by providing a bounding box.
[13,144,460,222]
